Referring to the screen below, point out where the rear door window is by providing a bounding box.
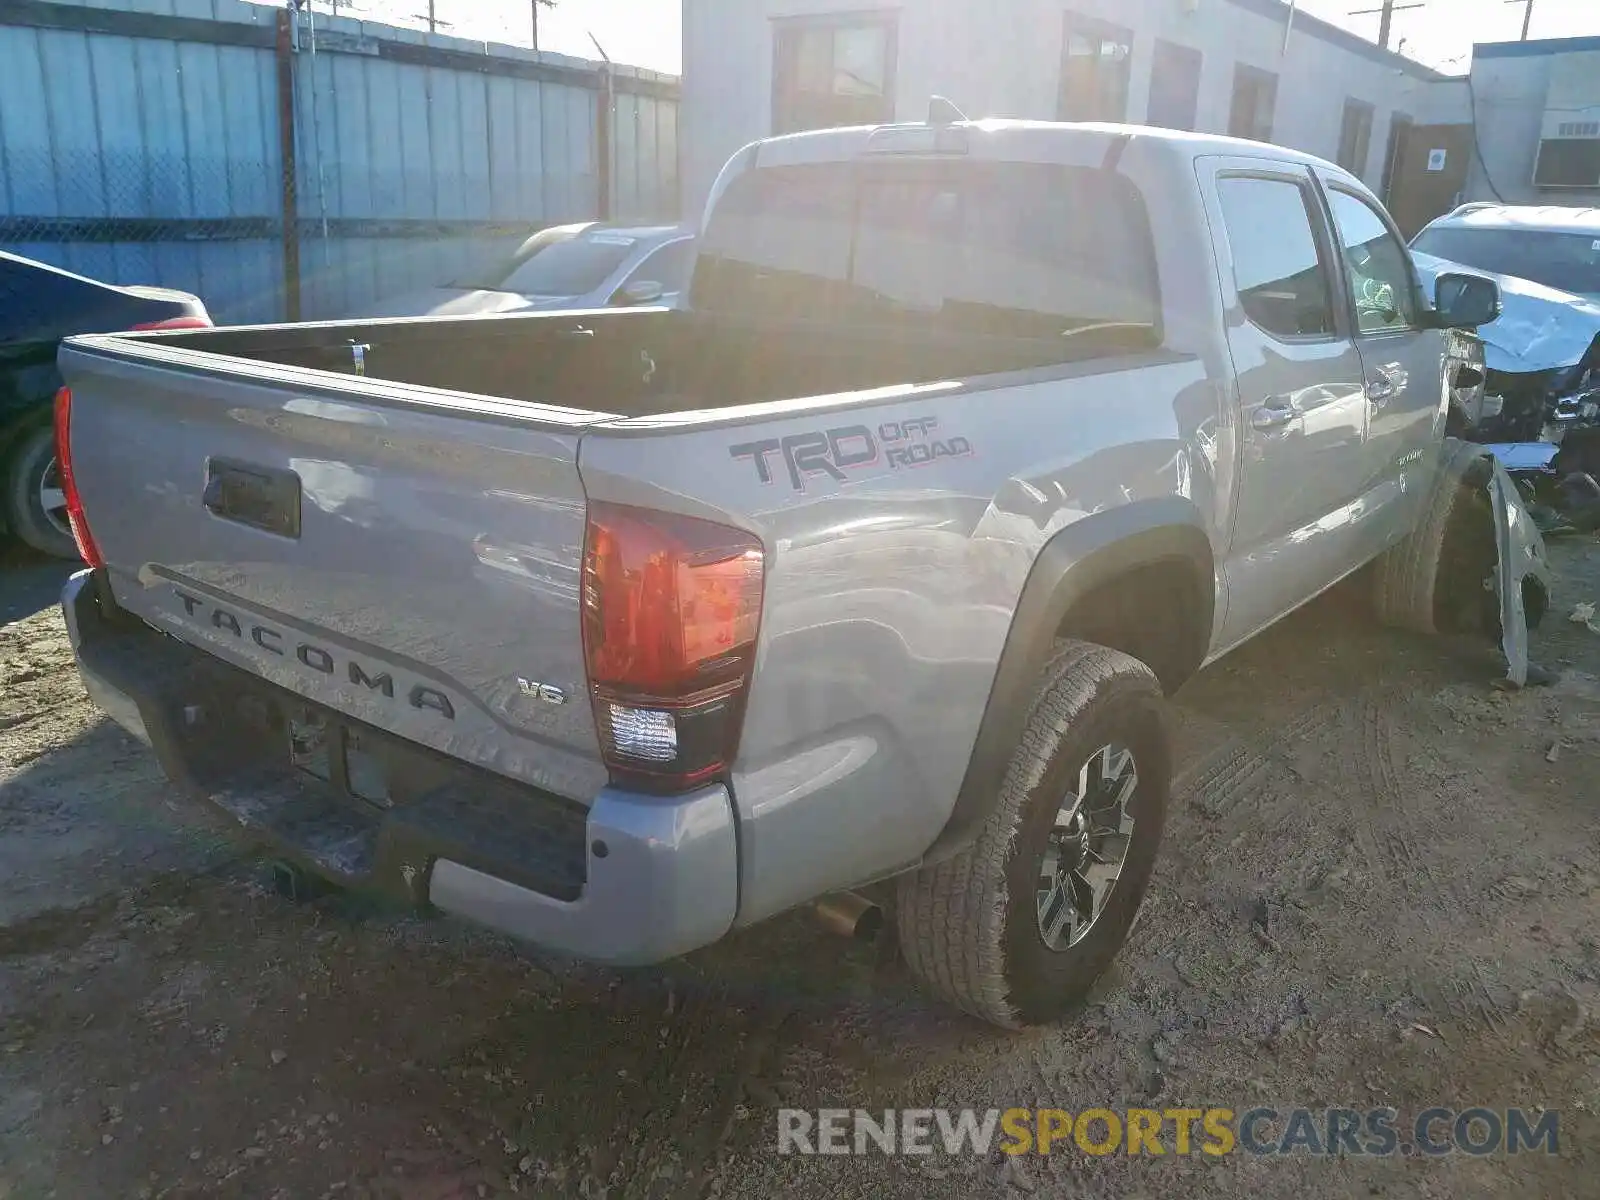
[694,160,1161,348]
[1215,176,1337,339]
[1326,189,1419,333]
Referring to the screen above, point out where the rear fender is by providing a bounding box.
[921,497,1214,864]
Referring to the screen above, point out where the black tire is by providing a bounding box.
[1371,438,1492,635]
[896,640,1170,1028]
[3,423,79,560]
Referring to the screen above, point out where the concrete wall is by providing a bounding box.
[681,0,1470,215]
[1465,39,1600,208]
[0,0,680,323]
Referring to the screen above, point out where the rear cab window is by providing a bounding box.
[692,159,1163,359]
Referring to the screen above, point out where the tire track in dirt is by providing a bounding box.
[1174,702,1335,820]
[1165,697,1360,892]
[1339,690,1510,1035]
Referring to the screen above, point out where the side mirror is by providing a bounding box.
[614,279,665,306]
[1433,272,1501,329]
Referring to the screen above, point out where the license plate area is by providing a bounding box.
[288,709,392,810]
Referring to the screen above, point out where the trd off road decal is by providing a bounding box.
[730,416,973,491]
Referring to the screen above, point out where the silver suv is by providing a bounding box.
[1412,203,1600,304]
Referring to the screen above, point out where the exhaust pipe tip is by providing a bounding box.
[814,891,883,942]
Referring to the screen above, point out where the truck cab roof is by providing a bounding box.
[741,118,1355,180]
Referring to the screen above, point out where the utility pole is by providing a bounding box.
[1517,0,1535,40]
[1349,1,1425,50]
[427,0,435,33]
[532,1,539,49]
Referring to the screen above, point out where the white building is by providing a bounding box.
[681,0,1471,222]
[1465,36,1600,208]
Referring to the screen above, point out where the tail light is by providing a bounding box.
[131,315,212,332]
[581,502,764,792]
[52,388,104,568]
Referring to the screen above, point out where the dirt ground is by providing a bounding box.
[3,538,1600,1200]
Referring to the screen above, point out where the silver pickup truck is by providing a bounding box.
[57,119,1502,1028]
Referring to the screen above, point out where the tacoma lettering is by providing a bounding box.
[170,589,455,720]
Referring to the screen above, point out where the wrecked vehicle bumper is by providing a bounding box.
[1373,439,1551,688]
[1486,453,1552,688]
[1414,252,1600,442]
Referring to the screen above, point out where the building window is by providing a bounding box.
[1535,137,1600,188]
[1337,99,1375,176]
[1228,65,1277,143]
[772,16,896,135]
[1148,40,1202,132]
[1059,13,1133,123]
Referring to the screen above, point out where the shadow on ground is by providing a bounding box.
[0,543,76,625]
[1,542,1598,1199]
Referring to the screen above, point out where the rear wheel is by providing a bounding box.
[896,640,1170,1028]
[4,424,78,559]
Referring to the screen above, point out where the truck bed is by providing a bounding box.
[136,306,1159,419]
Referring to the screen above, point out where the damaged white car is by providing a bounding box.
[1412,205,1600,442]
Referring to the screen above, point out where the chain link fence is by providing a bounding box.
[1,147,287,325]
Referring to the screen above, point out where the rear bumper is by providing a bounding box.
[60,570,739,965]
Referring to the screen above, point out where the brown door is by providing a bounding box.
[1382,122,1474,238]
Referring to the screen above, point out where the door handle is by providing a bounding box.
[1251,400,1295,432]
[557,326,596,340]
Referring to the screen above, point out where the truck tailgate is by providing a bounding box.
[59,340,611,803]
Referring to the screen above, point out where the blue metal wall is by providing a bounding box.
[0,0,680,324]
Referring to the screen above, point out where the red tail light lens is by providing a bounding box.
[131,315,212,331]
[52,388,105,568]
[581,502,764,791]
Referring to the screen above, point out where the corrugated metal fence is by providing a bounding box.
[0,0,680,324]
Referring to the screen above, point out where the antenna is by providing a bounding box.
[928,95,969,125]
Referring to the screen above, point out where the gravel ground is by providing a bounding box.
[2,538,1600,1200]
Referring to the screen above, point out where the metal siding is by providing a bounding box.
[178,41,229,216]
[397,62,434,218]
[614,92,639,220]
[541,81,570,220]
[332,54,372,219]
[135,34,188,217]
[431,67,466,221]
[570,82,597,216]
[459,70,492,223]
[90,35,149,218]
[0,30,55,217]
[518,79,547,222]
[0,6,678,321]
[39,31,98,216]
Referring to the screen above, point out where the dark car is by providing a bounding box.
[1,251,210,558]
[360,223,696,318]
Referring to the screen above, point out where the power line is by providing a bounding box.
[1348,1,1427,50]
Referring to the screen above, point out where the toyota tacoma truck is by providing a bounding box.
[55,119,1502,1028]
